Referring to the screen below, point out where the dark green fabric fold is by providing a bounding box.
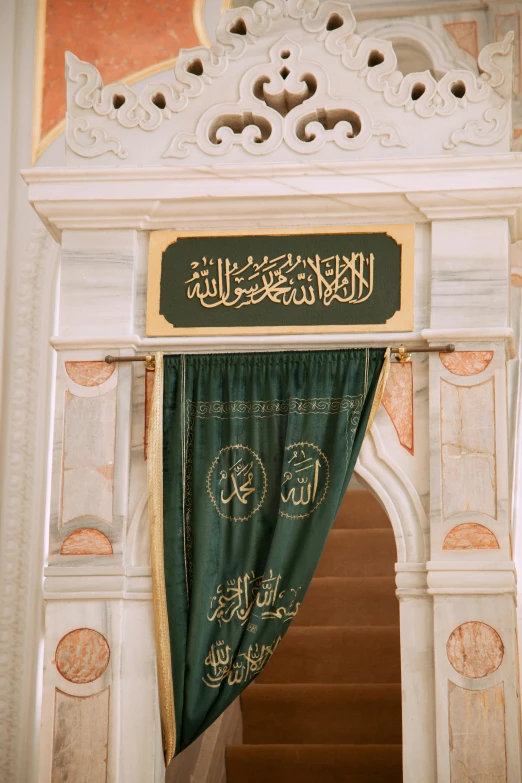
[162,349,386,754]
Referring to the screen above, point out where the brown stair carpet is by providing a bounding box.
[225,490,403,782]
[226,745,403,783]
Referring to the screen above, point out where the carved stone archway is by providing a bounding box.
[23,2,522,781]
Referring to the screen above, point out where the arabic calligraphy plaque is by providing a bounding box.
[147,225,414,335]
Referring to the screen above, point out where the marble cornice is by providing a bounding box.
[426,561,517,596]
[49,330,515,357]
[422,328,515,359]
[22,154,522,242]
[43,565,152,600]
[50,332,429,353]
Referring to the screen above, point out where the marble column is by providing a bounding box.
[396,565,436,783]
[39,229,164,783]
[425,217,522,782]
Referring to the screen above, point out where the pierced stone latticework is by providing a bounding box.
[65,0,514,166]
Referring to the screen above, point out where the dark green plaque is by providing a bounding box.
[147,226,414,335]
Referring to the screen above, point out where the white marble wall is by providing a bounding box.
[59,230,137,339]
[431,219,510,330]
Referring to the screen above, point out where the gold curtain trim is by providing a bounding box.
[366,347,391,434]
[148,352,176,766]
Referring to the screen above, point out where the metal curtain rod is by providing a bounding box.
[104,344,455,367]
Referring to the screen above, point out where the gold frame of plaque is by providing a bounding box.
[146,224,414,336]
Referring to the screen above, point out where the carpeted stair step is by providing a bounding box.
[316,529,397,577]
[241,684,402,745]
[294,576,399,627]
[226,744,403,783]
[334,490,390,530]
[225,490,402,781]
[257,626,401,684]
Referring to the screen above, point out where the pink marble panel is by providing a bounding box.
[52,688,110,783]
[449,682,507,783]
[43,0,199,138]
[55,629,110,684]
[441,378,496,520]
[443,523,499,551]
[440,351,494,376]
[381,361,413,455]
[447,622,504,679]
[61,529,113,556]
[444,21,479,59]
[65,361,115,387]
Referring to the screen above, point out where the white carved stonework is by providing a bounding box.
[64,0,514,167]
[15,1,522,780]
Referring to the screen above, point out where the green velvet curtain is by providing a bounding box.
[149,349,387,763]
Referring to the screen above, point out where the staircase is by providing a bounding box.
[226,489,402,783]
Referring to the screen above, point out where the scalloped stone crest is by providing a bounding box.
[64,0,514,166]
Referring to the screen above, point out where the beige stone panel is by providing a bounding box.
[64,389,117,469]
[448,682,507,783]
[51,688,110,783]
[441,378,496,520]
[62,467,113,526]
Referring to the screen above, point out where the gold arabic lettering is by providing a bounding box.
[185,252,374,310]
[220,457,256,505]
[202,636,282,689]
[207,570,302,627]
[279,442,330,520]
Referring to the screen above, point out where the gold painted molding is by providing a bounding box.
[193,0,233,48]
[147,225,415,337]
[193,0,211,48]
[32,0,214,163]
[32,0,47,164]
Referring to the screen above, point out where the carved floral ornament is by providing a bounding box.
[65,0,514,165]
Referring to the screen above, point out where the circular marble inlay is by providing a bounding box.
[447,622,504,679]
[55,629,110,684]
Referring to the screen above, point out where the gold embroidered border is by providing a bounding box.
[148,352,176,765]
[366,347,391,434]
